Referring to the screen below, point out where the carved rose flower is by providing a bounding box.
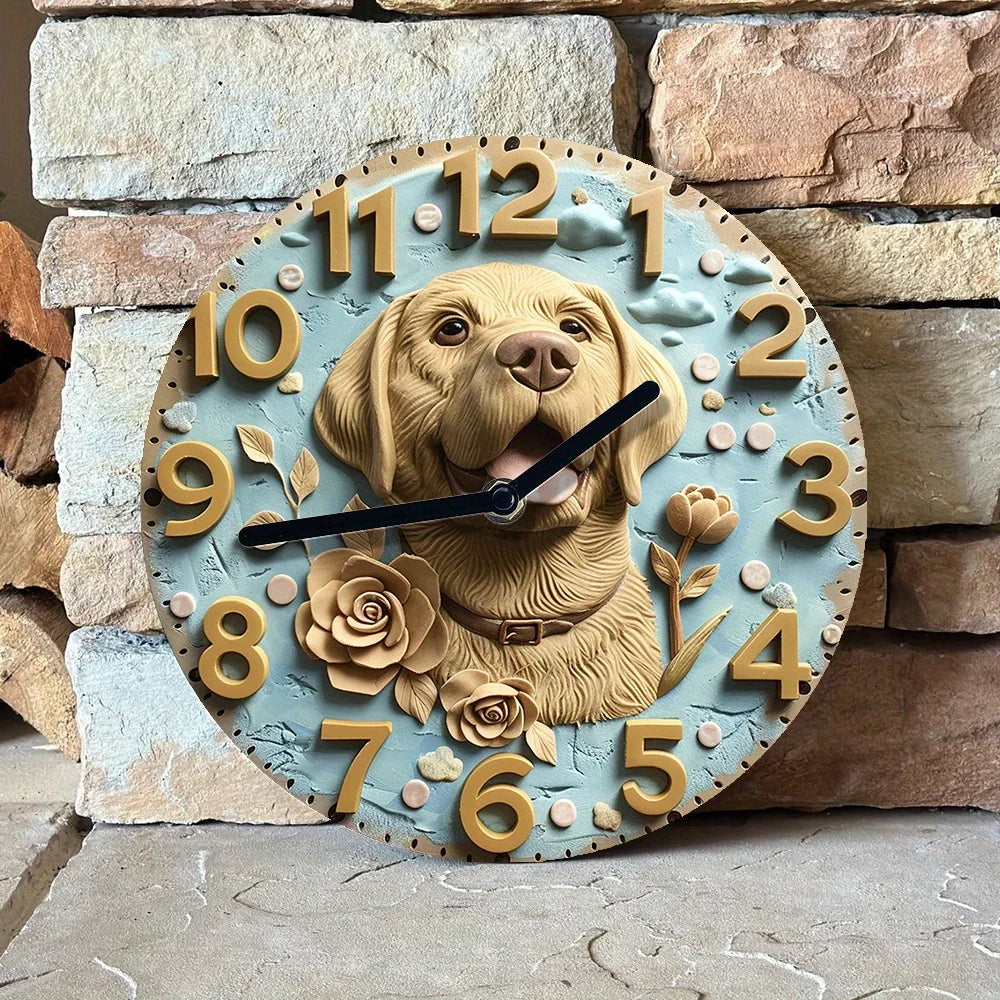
[666,484,739,544]
[440,668,540,748]
[295,549,447,699]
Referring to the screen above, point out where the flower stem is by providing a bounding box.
[667,535,695,660]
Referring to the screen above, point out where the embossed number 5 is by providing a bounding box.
[622,719,687,816]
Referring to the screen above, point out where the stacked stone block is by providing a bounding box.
[30,0,1000,821]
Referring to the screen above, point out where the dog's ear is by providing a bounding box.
[579,283,688,506]
[312,293,416,497]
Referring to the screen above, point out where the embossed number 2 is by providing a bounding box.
[737,292,807,379]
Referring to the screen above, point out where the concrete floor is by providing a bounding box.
[1,706,997,999]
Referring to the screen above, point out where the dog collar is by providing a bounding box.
[440,574,628,646]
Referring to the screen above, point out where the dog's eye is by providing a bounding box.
[434,319,469,346]
[559,319,587,340]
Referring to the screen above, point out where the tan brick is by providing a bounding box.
[851,544,886,628]
[714,629,1000,811]
[889,530,1000,633]
[39,210,1000,309]
[649,13,1000,208]
[36,0,347,11]
[382,0,999,11]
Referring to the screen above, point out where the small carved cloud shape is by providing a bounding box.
[628,288,717,327]
[556,202,628,251]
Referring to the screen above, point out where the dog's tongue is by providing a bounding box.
[486,422,579,506]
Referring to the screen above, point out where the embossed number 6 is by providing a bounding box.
[778,440,853,538]
[459,753,535,854]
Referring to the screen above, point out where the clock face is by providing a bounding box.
[142,136,866,861]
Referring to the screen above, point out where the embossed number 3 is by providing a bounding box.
[778,441,853,538]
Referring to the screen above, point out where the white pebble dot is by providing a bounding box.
[746,421,776,451]
[266,574,298,606]
[169,592,196,618]
[278,263,303,291]
[549,798,577,828]
[691,353,721,382]
[699,249,725,276]
[822,624,843,645]
[697,722,722,748]
[401,779,430,809]
[413,203,442,233]
[707,422,736,451]
[740,560,771,591]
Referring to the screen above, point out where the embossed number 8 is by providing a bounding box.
[198,596,269,700]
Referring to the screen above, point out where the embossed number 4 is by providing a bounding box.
[729,609,812,701]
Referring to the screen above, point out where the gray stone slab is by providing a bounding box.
[0,708,80,808]
[0,803,81,955]
[1,810,997,997]
[30,15,636,206]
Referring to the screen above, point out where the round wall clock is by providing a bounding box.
[141,136,866,861]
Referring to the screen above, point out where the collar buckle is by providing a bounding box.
[499,619,544,646]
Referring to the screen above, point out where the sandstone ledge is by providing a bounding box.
[31,15,635,206]
[649,13,1000,208]
[39,210,1000,310]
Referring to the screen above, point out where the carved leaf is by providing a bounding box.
[341,494,385,560]
[290,447,319,505]
[236,424,275,465]
[525,721,557,765]
[657,606,731,697]
[679,563,719,601]
[650,543,680,588]
[242,510,285,551]
[394,670,437,724]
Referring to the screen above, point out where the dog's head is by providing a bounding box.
[314,263,686,530]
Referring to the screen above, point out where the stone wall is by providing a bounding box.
[32,0,1000,822]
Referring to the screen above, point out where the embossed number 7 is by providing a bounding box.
[320,718,392,814]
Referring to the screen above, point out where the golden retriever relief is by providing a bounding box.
[313,263,687,725]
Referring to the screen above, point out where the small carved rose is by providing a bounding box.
[440,669,540,749]
[666,484,738,544]
[294,548,447,703]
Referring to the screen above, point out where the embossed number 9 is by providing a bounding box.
[156,441,234,537]
[459,753,535,854]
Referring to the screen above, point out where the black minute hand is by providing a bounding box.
[511,379,660,499]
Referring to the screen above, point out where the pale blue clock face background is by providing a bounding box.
[146,150,864,860]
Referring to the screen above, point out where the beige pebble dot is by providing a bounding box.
[571,188,589,205]
[740,560,771,591]
[759,403,776,416]
[822,624,843,645]
[413,203,442,233]
[277,264,303,291]
[699,249,725,276]
[746,421,777,451]
[697,721,722,748]
[702,389,724,411]
[549,798,577,828]
[401,779,430,809]
[707,421,736,451]
[691,353,721,382]
[169,592,196,618]
[266,574,298,606]
[277,371,303,394]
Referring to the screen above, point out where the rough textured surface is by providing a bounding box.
[58,307,997,535]
[1,811,998,997]
[55,309,180,536]
[747,209,1000,305]
[64,625,1000,822]
[649,13,1000,208]
[40,210,1000,309]
[0,803,82,955]
[36,0,348,10]
[851,543,886,628]
[0,707,80,807]
[825,306,1000,529]
[61,535,159,631]
[66,627,320,824]
[889,530,1000,633]
[0,478,69,596]
[39,214,263,309]
[715,629,1000,812]
[31,15,635,205]
[0,359,64,484]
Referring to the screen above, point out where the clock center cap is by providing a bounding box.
[485,479,524,524]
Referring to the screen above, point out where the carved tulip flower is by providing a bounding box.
[666,484,739,545]
[295,549,447,721]
[440,669,556,764]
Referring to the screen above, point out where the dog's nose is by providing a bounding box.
[496,331,580,392]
